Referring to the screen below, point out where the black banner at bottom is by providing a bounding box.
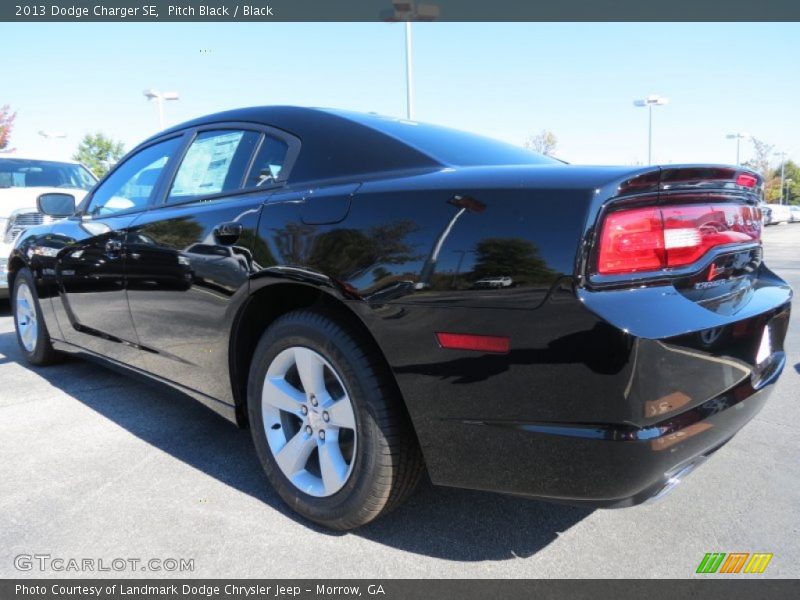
[2,580,798,600]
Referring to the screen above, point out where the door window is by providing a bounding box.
[86,137,181,217]
[167,130,259,202]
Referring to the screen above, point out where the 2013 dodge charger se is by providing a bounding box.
[8,107,791,529]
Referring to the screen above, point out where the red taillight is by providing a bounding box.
[436,332,510,354]
[597,204,760,275]
[736,173,758,188]
[597,207,665,274]
[661,205,757,267]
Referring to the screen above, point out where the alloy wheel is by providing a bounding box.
[15,281,38,353]
[261,346,357,497]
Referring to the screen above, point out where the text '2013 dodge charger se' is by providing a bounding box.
[8,107,791,529]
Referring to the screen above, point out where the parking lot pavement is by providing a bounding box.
[1,224,798,579]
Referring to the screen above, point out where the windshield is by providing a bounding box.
[0,158,97,191]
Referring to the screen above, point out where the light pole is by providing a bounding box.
[38,131,67,159]
[633,94,669,165]
[381,2,439,120]
[143,89,180,130]
[38,130,66,140]
[774,151,786,205]
[726,132,748,165]
[404,21,414,120]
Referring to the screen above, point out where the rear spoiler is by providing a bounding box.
[615,165,764,204]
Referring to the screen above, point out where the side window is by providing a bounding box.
[87,137,181,217]
[246,135,290,187]
[167,130,259,202]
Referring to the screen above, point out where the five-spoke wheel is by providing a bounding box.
[262,346,357,497]
[14,281,38,353]
[12,268,61,366]
[248,309,423,529]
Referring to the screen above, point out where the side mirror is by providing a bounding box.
[37,193,76,218]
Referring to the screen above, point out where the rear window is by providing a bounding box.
[0,158,97,190]
[329,111,560,167]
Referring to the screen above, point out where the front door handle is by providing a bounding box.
[214,222,243,244]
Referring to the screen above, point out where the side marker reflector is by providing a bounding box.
[436,332,510,354]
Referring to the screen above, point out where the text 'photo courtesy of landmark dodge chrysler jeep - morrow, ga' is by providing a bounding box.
[8,107,791,529]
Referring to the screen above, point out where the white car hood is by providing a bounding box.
[0,186,88,217]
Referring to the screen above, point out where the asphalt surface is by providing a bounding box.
[1,224,798,579]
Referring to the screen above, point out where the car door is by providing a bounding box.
[125,126,297,403]
[52,136,184,362]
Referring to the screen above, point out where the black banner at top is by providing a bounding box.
[2,0,800,22]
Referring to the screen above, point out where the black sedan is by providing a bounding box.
[8,107,792,529]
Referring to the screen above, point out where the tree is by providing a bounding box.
[524,130,558,156]
[73,133,125,177]
[743,136,774,178]
[306,220,419,280]
[270,219,419,281]
[139,217,204,251]
[767,160,800,205]
[472,237,555,285]
[741,136,777,200]
[0,104,16,150]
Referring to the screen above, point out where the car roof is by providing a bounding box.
[147,105,557,184]
[149,106,439,183]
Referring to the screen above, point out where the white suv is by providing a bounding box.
[0,155,97,297]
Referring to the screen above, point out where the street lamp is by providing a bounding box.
[38,130,66,140]
[143,89,180,129]
[381,1,440,120]
[38,131,67,159]
[726,132,748,165]
[633,94,669,165]
[774,151,787,205]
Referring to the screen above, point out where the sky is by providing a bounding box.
[2,22,799,168]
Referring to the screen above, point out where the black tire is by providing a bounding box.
[248,309,423,530]
[12,268,62,366]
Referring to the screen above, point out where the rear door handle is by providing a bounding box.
[214,222,243,244]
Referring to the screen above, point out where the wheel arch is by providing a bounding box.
[228,281,407,430]
[6,254,28,292]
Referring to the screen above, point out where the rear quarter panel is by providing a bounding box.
[250,170,625,479]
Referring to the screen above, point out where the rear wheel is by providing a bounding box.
[12,268,61,366]
[248,309,423,529]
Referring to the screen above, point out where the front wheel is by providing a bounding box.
[248,309,423,529]
[12,268,61,366]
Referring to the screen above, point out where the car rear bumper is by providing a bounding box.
[378,268,791,506]
[435,346,784,506]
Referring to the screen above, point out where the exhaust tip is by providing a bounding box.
[646,456,709,504]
